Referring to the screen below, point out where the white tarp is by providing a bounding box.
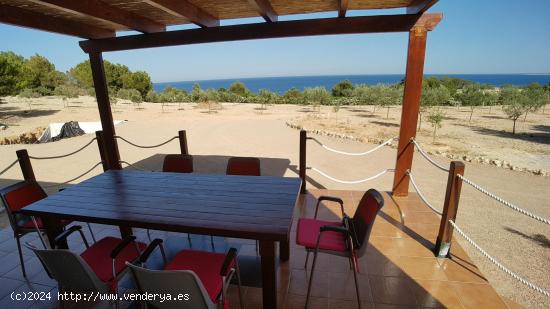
[38,120,127,143]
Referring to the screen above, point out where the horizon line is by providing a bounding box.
[153,72,550,84]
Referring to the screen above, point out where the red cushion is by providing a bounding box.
[17,217,72,229]
[163,155,193,173]
[80,237,147,283]
[296,218,347,252]
[226,157,260,176]
[165,250,231,302]
[4,182,47,212]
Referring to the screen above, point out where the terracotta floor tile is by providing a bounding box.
[412,279,463,308]
[391,256,448,281]
[328,271,372,301]
[402,211,440,225]
[368,275,418,306]
[371,220,407,238]
[374,304,417,309]
[284,294,328,309]
[451,282,508,308]
[438,257,488,284]
[329,298,375,309]
[288,269,329,298]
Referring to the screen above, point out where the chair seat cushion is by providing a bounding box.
[165,250,232,302]
[80,237,147,283]
[296,218,347,252]
[17,217,72,230]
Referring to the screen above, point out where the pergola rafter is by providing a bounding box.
[143,0,220,28]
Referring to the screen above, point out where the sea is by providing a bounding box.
[153,74,550,94]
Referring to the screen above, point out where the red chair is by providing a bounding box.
[163,154,194,173]
[0,181,94,277]
[226,157,261,176]
[127,239,243,309]
[296,189,384,309]
[26,225,146,300]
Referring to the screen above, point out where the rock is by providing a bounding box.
[491,159,502,167]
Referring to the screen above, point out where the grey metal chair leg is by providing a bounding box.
[304,251,310,269]
[210,235,215,252]
[235,257,244,309]
[86,223,96,242]
[305,250,318,308]
[351,256,362,309]
[31,216,47,249]
[146,229,152,242]
[16,236,26,277]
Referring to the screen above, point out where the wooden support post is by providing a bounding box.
[89,52,121,170]
[95,131,108,172]
[178,130,189,155]
[16,149,35,181]
[299,130,307,194]
[434,161,465,257]
[393,26,428,196]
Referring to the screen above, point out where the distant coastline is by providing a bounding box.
[154,74,550,94]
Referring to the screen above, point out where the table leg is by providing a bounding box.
[42,217,66,249]
[119,226,133,238]
[280,239,290,261]
[259,240,277,309]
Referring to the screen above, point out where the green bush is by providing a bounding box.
[332,80,354,97]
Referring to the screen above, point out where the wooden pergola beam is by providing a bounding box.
[80,14,441,53]
[248,0,278,22]
[338,0,349,18]
[407,0,438,14]
[144,0,219,28]
[28,0,165,33]
[0,4,114,39]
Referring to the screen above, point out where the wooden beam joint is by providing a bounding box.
[248,0,278,22]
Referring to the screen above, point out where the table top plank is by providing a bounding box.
[21,170,301,241]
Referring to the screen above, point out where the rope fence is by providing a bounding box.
[307,167,394,184]
[0,159,19,176]
[457,174,549,225]
[115,135,178,149]
[28,138,97,160]
[410,138,449,172]
[119,160,151,172]
[406,170,443,215]
[449,220,549,297]
[44,161,103,188]
[308,136,397,156]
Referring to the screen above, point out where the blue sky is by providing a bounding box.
[0,0,549,83]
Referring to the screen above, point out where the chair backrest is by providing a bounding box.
[127,263,216,309]
[0,181,47,231]
[226,157,261,176]
[349,189,384,257]
[32,248,109,293]
[163,154,194,173]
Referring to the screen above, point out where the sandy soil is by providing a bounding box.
[0,96,549,308]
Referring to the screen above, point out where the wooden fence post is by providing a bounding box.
[178,130,189,155]
[16,149,35,181]
[434,161,465,257]
[95,131,108,171]
[299,130,307,194]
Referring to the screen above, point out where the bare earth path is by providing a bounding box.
[0,97,549,308]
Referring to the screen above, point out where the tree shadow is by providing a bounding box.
[460,124,550,145]
[532,125,550,134]
[504,227,550,248]
[482,115,506,120]
[356,113,378,118]
[0,108,60,119]
[371,121,399,127]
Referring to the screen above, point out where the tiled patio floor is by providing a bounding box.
[0,190,510,308]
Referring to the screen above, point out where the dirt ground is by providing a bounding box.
[0,96,549,308]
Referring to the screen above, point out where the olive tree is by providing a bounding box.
[427,109,445,143]
[419,85,450,130]
[303,87,330,113]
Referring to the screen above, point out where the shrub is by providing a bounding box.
[332,80,354,97]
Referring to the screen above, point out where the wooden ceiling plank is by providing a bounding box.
[144,0,219,28]
[338,0,349,18]
[248,0,278,22]
[407,0,438,14]
[80,13,441,53]
[0,4,114,39]
[29,0,165,33]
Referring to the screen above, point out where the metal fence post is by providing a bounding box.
[299,130,307,194]
[178,130,189,155]
[16,149,35,181]
[434,161,465,257]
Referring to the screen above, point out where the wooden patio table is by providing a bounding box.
[20,170,301,309]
